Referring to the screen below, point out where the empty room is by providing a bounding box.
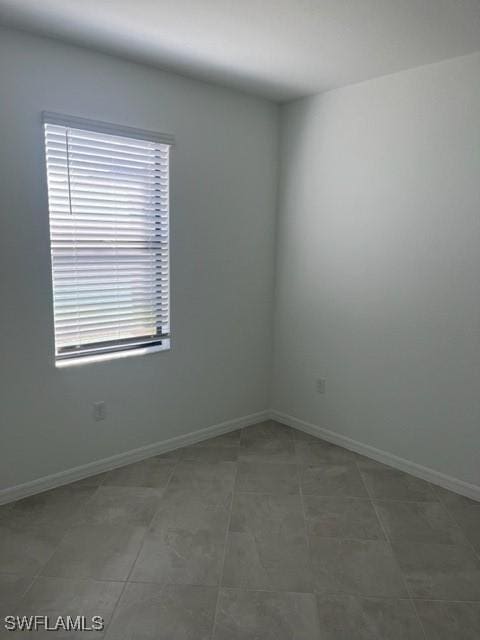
[0,1,479,638]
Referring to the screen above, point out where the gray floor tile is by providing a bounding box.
[41,524,146,581]
[374,500,468,545]
[194,430,241,446]
[73,486,163,527]
[0,485,95,530]
[241,420,295,442]
[415,600,480,640]
[304,496,385,539]
[167,461,236,508]
[150,492,230,533]
[105,583,217,640]
[392,541,480,600]
[0,487,88,576]
[130,530,226,586]
[433,486,480,510]
[130,499,229,586]
[10,577,123,639]
[239,438,296,463]
[102,459,176,489]
[310,537,407,597]
[316,594,424,640]
[180,445,238,462]
[433,488,480,554]
[0,519,65,575]
[296,440,359,465]
[225,494,311,591]
[448,506,480,554]
[0,574,34,614]
[292,429,322,442]
[67,473,110,488]
[230,493,305,536]
[360,468,436,501]
[300,464,368,497]
[222,531,312,592]
[214,588,320,640]
[235,462,300,495]
[355,456,395,471]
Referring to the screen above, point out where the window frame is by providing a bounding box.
[42,112,174,365]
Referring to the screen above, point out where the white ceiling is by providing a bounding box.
[1,0,479,101]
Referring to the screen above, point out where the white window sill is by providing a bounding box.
[55,340,171,368]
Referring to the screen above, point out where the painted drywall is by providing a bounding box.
[0,28,278,489]
[272,52,480,486]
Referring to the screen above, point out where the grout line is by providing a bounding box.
[369,498,429,640]
[100,457,180,639]
[210,448,239,640]
[359,453,421,621]
[94,579,480,604]
[302,463,383,633]
[434,495,480,564]
[16,483,105,591]
[1,481,103,610]
[297,454,320,631]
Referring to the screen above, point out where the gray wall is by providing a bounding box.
[0,29,278,489]
[2,27,479,493]
[273,52,480,486]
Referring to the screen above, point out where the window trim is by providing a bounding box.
[42,112,174,365]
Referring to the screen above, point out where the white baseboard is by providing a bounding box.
[270,410,480,502]
[0,410,269,505]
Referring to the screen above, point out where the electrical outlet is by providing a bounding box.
[93,401,106,421]
[316,378,326,394]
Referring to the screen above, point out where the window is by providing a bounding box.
[43,113,173,364]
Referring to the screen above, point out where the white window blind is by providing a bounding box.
[43,113,173,362]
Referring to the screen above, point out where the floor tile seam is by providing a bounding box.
[296,456,363,466]
[29,505,94,585]
[237,460,302,467]
[237,458,299,465]
[369,498,448,505]
[315,589,480,603]
[297,459,320,612]
[240,436,296,443]
[403,498,473,548]
[189,442,241,448]
[369,499,429,640]
[99,579,129,639]
[301,492,374,499]
[210,461,239,640]
[304,495,446,505]
[29,576,126,585]
[354,460,442,505]
[435,500,480,563]
[371,496,476,548]
[411,597,480,604]
[101,458,181,637]
[140,458,181,528]
[122,582,315,597]
[299,469,327,637]
[354,459,377,500]
[304,533,394,543]
[303,495,382,534]
[1,574,37,613]
[233,489,301,497]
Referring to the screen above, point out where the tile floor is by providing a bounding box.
[1,420,480,639]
